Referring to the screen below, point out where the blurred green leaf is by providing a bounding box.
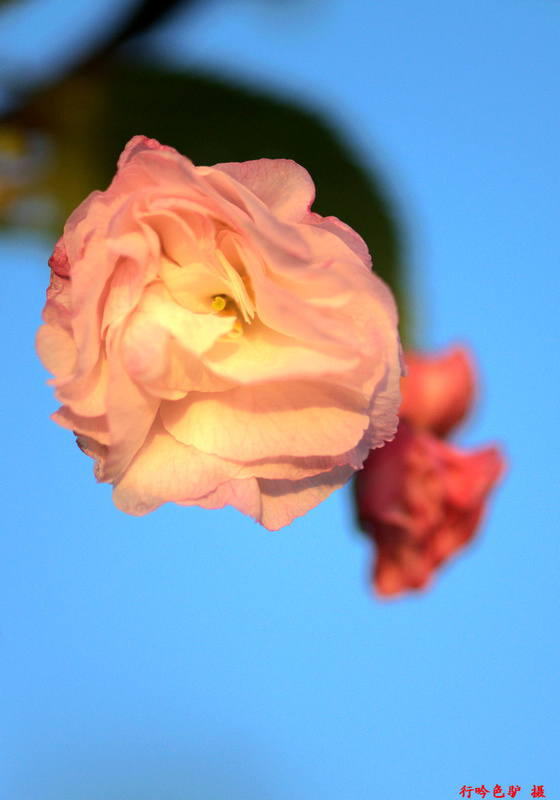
[3,60,407,319]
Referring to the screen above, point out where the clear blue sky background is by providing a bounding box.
[1,1,559,799]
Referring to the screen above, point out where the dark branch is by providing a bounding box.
[101,0,201,53]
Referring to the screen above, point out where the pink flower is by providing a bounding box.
[355,421,504,596]
[37,136,403,530]
[354,348,505,596]
[399,348,475,437]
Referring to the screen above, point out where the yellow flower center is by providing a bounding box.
[211,294,246,339]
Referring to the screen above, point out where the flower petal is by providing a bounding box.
[99,326,160,482]
[258,465,356,531]
[399,347,476,436]
[112,417,243,515]
[212,158,316,223]
[179,477,263,522]
[161,381,372,461]
[355,420,505,597]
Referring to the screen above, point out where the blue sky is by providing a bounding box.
[1,1,559,798]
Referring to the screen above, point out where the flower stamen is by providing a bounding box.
[227,320,244,339]
[211,294,245,338]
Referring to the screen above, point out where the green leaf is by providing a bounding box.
[3,60,407,322]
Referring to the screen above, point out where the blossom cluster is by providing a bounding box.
[37,137,504,599]
[355,348,504,597]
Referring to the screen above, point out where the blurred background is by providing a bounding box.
[0,1,558,798]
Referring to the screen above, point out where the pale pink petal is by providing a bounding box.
[211,159,316,222]
[51,405,110,445]
[179,477,263,522]
[132,283,236,355]
[362,352,403,452]
[306,211,372,270]
[99,327,160,482]
[239,224,396,354]
[117,135,179,170]
[52,351,109,417]
[40,264,110,415]
[236,430,375,483]
[258,465,355,531]
[100,225,161,335]
[36,318,77,380]
[113,138,200,200]
[70,215,160,379]
[121,287,235,397]
[161,381,371,461]
[197,166,313,263]
[202,321,362,387]
[112,417,243,515]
